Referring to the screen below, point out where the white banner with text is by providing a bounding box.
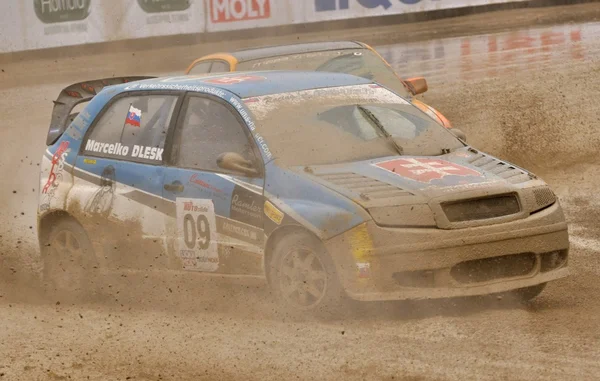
[0,0,557,53]
[297,0,530,23]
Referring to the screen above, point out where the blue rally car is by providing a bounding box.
[38,71,569,314]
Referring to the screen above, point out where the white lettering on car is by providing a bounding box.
[230,97,255,131]
[125,83,227,98]
[149,147,158,160]
[254,133,272,160]
[84,140,159,161]
[228,96,273,160]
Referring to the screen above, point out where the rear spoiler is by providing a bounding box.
[46,76,155,146]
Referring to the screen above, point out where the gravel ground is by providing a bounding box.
[1,3,600,380]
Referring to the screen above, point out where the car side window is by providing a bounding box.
[173,96,258,174]
[210,61,229,73]
[188,62,212,75]
[83,94,178,164]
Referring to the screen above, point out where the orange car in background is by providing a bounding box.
[185,41,454,130]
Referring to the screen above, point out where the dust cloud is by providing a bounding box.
[1,3,600,380]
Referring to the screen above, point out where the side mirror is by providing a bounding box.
[217,152,259,177]
[450,128,467,142]
[404,77,428,95]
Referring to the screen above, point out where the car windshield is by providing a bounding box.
[244,85,463,166]
[236,48,409,95]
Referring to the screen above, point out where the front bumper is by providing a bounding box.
[325,202,569,301]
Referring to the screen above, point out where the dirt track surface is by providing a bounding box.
[2,3,600,380]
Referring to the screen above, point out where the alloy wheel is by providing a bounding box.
[278,247,328,310]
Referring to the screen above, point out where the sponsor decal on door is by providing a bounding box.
[176,198,219,271]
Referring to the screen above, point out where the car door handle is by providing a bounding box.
[164,182,184,193]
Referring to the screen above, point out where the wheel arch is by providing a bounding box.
[38,210,85,249]
[263,224,325,286]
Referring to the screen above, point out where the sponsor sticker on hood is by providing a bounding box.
[374,158,482,183]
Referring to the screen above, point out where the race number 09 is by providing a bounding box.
[183,213,210,250]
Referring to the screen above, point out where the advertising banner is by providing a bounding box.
[376,22,594,81]
[0,0,568,54]
[19,0,106,51]
[0,2,23,53]
[205,0,296,32]
[302,0,530,23]
[104,0,206,41]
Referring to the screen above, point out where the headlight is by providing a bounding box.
[368,204,436,227]
[522,186,557,214]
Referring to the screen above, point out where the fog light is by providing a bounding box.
[541,250,567,272]
[356,262,371,278]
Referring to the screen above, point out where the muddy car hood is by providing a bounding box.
[294,148,553,229]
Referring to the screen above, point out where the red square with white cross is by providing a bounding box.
[374,158,482,183]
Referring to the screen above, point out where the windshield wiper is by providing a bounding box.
[356,105,404,155]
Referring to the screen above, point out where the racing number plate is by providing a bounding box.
[176,198,219,272]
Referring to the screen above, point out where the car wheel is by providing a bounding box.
[268,231,346,318]
[507,283,547,303]
[41,218,97,301]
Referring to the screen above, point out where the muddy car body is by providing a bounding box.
[185,40,453,129]
[37,72,569,314]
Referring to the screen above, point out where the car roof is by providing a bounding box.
[118,70,374,99]
[231,41,366,62]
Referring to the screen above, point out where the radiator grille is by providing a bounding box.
[442,194,520,223]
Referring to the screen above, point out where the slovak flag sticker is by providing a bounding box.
[125,104,142,127]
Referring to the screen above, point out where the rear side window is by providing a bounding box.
[188,62,212,75]
[83,94,178,164]
[210,61,229,73]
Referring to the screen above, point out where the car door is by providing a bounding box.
[162,94,265,275]
[71,92,181,270]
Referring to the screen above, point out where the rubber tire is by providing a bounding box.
[268,231,348,320]
[41,218,98,302]
[508,283,547,303]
